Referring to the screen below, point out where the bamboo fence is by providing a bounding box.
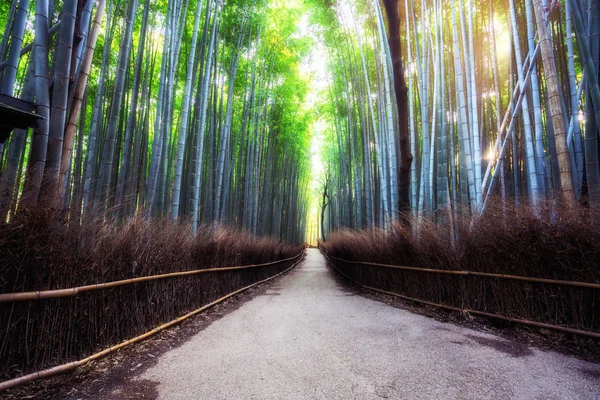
[0,252,304,303]
[0,251,305,389]
[320,247,600,339]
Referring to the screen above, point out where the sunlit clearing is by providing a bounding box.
[305,118,326,246]
[297,12,331,245]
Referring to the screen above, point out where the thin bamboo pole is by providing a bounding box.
[322,252,600,289]
[322,249,600,340]
[0,251,304,303]
[0,252,304,392]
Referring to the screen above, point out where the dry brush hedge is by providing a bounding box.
[0,210,303,380]
[321,204,600,335]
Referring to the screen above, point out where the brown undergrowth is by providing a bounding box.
[0,208,303,381]
[321,201,600,337]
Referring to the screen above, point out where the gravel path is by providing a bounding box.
[136,249,600,399]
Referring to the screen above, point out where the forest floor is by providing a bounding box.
[5,249,600,399]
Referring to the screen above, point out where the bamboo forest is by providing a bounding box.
[0,0,599,238]
[0,0,597,236]
[1,0,600,395]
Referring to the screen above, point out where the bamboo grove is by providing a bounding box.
[1,0,599,243]
[0,0,313,245]
[316,0,600,236]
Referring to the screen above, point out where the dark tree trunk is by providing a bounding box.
[381,0,412,216]
[321,179,329,241]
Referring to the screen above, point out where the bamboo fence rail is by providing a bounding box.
[320,247,600,339]
[324,253,600,289]
[0,251,304,302]
[0,250,305,392]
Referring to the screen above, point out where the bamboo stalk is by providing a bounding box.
[0,22,61,72]
[323,250,600,340]
[0,251,304,392]
[0,252,304,303]
[322,252,600,289]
